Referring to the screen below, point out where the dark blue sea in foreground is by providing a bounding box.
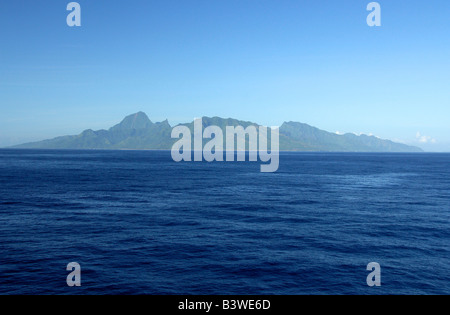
[0,149,449,295]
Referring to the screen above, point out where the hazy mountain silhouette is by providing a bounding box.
[12,112,423,152]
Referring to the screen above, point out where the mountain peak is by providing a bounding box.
[156,119,171,127]
[111,112,152,131]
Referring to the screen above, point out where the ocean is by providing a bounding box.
[0,149,449,295]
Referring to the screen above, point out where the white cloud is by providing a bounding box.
[416,132,437,144]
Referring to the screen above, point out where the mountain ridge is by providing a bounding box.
[10,112,423,152]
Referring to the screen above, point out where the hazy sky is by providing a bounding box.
[0,0,449,151]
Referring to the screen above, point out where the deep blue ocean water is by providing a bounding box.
[0,149,449,295]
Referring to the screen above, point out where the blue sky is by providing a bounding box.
[0,0,449,151]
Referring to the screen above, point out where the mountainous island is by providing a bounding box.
[11,112,423,152]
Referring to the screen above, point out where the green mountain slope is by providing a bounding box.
[12,112,423,152]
